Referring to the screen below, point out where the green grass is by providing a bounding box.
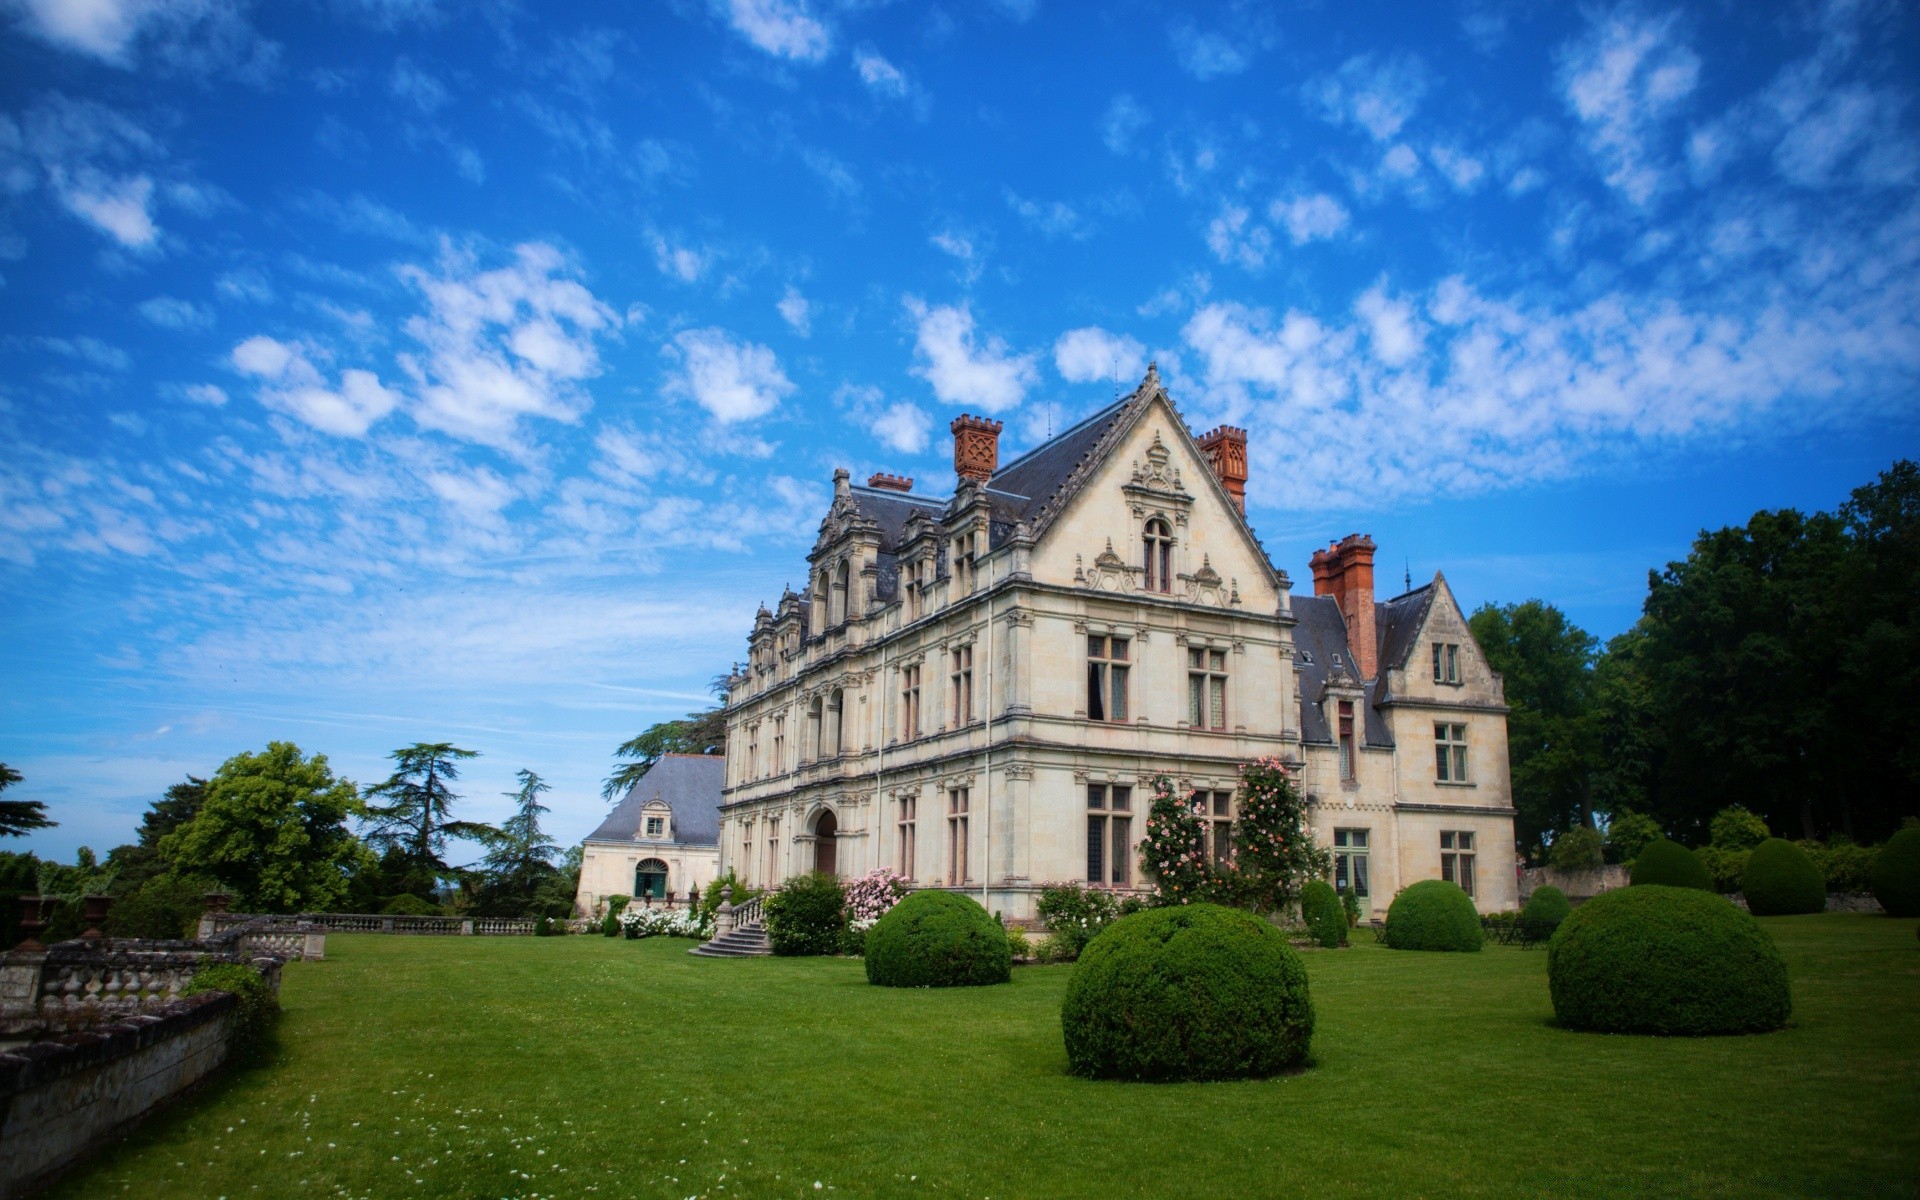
[53,915,1920,1200]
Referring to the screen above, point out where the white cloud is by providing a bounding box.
[6,0,273,78]
[1428,146,1486,192]
[870,402,932,455]
[180,382,227,406]
[1102,94,1147,154]
[1353,282,1425,366]
[1054,327,1147,384]
[138,295,212,331]
[54,169,157,248]
[717,0,829,63]
[649,233,705,283]
[425,466,515,517]
[389,57,449,113]
[778,285,811,336]
[1205,204,1272,269]
[662,327,795,424]
[930,230,973,261]
[1006,192,1087,240]
[905,299,1036,414]
[853,48,908,98]
[230,335,401,437]
[1270,193,1350,245]
[1558,9,1700,205]
[1170,23,1248,80]
[1308,54,1429,142]
[397,242,618,447]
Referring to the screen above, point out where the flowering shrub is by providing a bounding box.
[1232,756,1330,914]
[1139,776,1209,905]
[843,868,912,925]
[1036,883,1121,960]
[619,906,705,939]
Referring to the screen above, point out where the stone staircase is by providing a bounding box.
[688,891,770,958]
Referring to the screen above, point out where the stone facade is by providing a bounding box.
[717,371,1518,919]
[575,754,724,917]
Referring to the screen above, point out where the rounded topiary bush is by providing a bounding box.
[1741,838,1826,916]
[1629,837,1714,891]
[1383,879,1483,951]
[1870,827,1920,918]
[1061,904,1312,1081]
[1522,885,1573,941]
[1548,885,1790,1035]
[1300,879,1346,949]
[864,890,1010,987]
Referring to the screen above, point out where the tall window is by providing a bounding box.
[1338,701,1356,780]
[952,530,977,594]
[1432,642,1461,684]
[741,817,755,884]
[1188,647,1228,730]
[826,688,844,756]
[896,796,917,877]
[746,723,761,779]
[901,664,923,740]
[947,788,970,884]
[1086,635,1130,721]
[1085,784,1133,886]
[772,714,786,775]
[907,558,927,620]
[1334,828,1370,897]
[1435,723,1469,782]
[765,815,781,883]
[1143,517,1173,593]
[1441,831,1476,896]
[807,697,823,759]
[833,560,852,625]
[1202,790,1234,865]
[950,645,974,726]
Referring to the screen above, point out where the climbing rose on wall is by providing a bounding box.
[1232,756,1330,916]
[1140,776,1210,906]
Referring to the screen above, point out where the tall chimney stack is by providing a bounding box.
[1312,534,1378,680]
[1197,425,1248,515]
[950,414,1004,484]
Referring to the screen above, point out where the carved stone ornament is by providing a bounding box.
[1129,433,1183,493]
[1004,763,1034,781]
[1085,538,1139,594]
[1183,554,1230,608]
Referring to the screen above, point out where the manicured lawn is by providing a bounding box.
[53,914,1920,1199]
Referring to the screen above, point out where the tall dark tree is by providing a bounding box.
[470,770,563,917]
[361,743,496,895]
[0,764,55,838]
[1834,460,1920,836]
[603,707,726,800]
[1468,601,1600,855]
[106,775,209,889]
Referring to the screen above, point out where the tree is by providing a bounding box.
[0,763,55,837]
[106,774,208,890]
[158,742,366,913]
[1139,777,1209,905]
[469,771,564,918]
[361,743,495,895]
[1230,757,1329,914]
[1468,601,1600,855]
[603,706,727,800]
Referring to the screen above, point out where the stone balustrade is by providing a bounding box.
[202,911,537,937]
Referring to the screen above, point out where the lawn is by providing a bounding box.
[52,914,1920,1200]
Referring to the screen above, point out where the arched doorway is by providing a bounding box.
[635,858,668,900]
[813,810,838,876]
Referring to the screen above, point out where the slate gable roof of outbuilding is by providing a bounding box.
[586,754,725,846]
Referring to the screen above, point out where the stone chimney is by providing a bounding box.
[1311,534,1378,680]
[950,414,1004,484]
[866,473,913,493]
[1196,425,1248,514]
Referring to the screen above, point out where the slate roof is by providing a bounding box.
[1291,595,1392,748]
[1376,582,1437,677]
[585,754,725,846]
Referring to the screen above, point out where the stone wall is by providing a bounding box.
[1518,864,1630,903]
[0,992,236,1197]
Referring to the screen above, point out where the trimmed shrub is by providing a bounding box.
[1695,845,1750,894]
[1340,887,1360,929]
[1741,839,1826,916]
[1061,904,1313,1081]
[603,894,631,918]
[864,890,1011,987]
[1547,885,1790,1035]
[1548,826,1604,871]
[1629,838,1715,891]
[1383,879,1483,952]
[1522,885,1573,941]
[381,893,441,916]
[1802,839,1876,893]
[533,915,567,936]
[763,872,847,956]
[184,961,280,1062]
[600,913,620,937]
[1710,806,1770,851]
[1870,826,1920,918]
[1300,880,1346,949]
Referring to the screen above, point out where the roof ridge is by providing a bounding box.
[987,394,1132,479]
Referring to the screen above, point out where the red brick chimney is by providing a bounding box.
[1196,425,1248,514]
[1311,534,1378,680]
[950,414,1003,483]
[867,473,913,493]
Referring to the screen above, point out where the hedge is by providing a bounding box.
[864,890,1010,987]
[1741,839,1826,916]
[1547,885,1789,1035]
[1300,880,1346,949]
[1870,827,1920,918]
[184,961,280,1062]
[1383,879,1483,951]
[1629,838,1715,891]
[1061,904,1313,1081]
[1522,885,1573,941]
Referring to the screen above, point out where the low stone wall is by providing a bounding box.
[1,942,284,1037]
[1518,865,1631,903]
[0,991,236,1197]
[202,912,533,938]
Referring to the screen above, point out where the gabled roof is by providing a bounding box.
[586,754,725,846]
[1291,595,1392,748]
[1376,581,1437,677]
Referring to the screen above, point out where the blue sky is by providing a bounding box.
[3,0,1916,863]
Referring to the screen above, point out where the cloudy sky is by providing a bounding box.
[3,0,1916,862]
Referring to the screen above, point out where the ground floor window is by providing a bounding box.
[947,788,970,885]
[1334,828,1370,898]
[1441,830,1475,897]
[896,796,917,877]
[1201,790,1234,865]
[764,816,781,884]
[1086,784,1132,886]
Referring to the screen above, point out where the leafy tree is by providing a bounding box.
[159,742,367,913]
[36,846,115,942]
[361,743,495,895]
[1468,601,1600,855]
[0,763,55,837]
[602,706,726,800]
[1230,757,1329,914]
[1547,826,1604,871]
[1602,811,1663,863]
[106,775,209,891]
[0,851,39,945]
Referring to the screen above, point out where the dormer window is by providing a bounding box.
[1299,650,1314,665]
[1143,517,1173,594]
[645,815,665,838]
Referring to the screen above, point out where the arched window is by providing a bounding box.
[1143,518,1173,593]
[813,810,838,876]
[635,858,668,900]
[827,687,845,756]
[832,560,852,625]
